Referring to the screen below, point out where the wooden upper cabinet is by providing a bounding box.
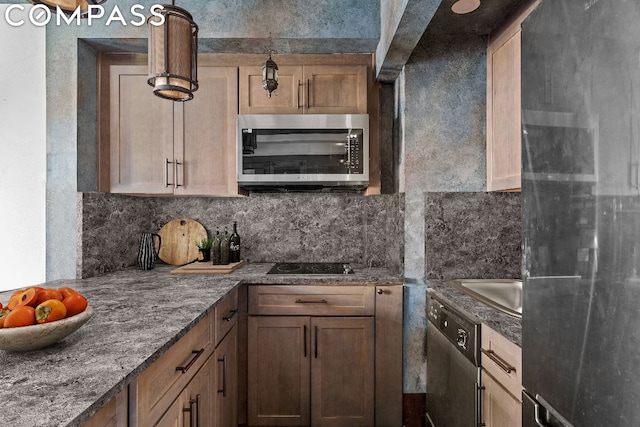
[487,0,540,191]
[109,65,175,194]
[304,65,368,114]
[239,63,367,114]
[239,65,304,114]
[175,66,238,195]
[106,64,238,196]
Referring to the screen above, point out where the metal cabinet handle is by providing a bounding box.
[314,325,319,359]
[303,324,307,357]
[377,289,384,295]
[217,355,228,397]
[183,395,199,427]
[297,80,302,109]
[295,299,328,304]
[476,382,486,427]
[306,78,310,109]
[164,158,174,187]
[176,348,205,373]
[534,400,550,427]
[222,309,237,322]
[175,160,183,188]
[481,348,516,374]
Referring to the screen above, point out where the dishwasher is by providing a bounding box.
[426,292,482,427]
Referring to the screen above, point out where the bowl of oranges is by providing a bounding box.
[0,286,93,352]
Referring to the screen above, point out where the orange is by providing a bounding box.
[7,293,21,310]
[17,288,39,308]
[35,289,63,306]
[62,293,88,317]
[35,299,67,324]
[3,306,36,328]
[58,287,78,299]
[0,309,9,328]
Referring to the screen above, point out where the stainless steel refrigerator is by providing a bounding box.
[522,0,640,426]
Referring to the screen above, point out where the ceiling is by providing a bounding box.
[425,0,527,36]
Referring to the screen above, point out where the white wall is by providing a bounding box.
[0,4,46,291]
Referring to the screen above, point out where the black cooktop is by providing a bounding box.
[267,262,354,275]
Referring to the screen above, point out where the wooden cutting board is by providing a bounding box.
[157,218,207,266]
[171,260,245,274]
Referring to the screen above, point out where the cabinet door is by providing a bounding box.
[374,285,403,426]
[185,355,216,427]
[216,324,237,427]
[481,371,522,427]
[486,0,540,191]
[311,317,374,427]
[487,29,522,192]
[109,65,174,194]
[239,65,304,114]
[82,388,127,427]
[248,316,310,426]
[175,66,239,196]
[155,355,216,427]
[304,65,368,114]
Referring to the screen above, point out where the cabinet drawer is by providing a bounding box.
[215,287,239,346]
[481,324,522,401]
[248,285,375,316]
[135,311,214,425]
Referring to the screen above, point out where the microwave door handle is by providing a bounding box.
[346,136,351,173]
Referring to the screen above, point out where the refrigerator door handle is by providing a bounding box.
[533,399,550,427]
[523,391,575,427]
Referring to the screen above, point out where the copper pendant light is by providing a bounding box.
[147,2,199,102]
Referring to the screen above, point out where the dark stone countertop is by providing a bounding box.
[426,280,522,347]
[0,262,401,427]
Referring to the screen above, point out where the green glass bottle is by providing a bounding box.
[220,227,230,265]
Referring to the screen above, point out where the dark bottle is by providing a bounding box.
[220,227,230,265]
[211,229,221,265]
[229,221,241,263]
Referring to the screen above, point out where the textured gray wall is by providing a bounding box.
[78,192,403,279]
[400,33,487,392]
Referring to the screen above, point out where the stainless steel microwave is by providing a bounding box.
[237,114,369,191]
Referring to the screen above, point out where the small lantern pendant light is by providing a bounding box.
[147,2,199,102]
[262,53,279,98]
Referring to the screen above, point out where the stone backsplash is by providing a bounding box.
[424,192,522,280]
[78,192,404,279]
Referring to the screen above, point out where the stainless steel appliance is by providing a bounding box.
[522,1,640,425]
[267,262,354,275]
[426,292,481,427]
[237,114,369,191]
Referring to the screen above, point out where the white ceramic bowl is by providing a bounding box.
[0,306,94,352]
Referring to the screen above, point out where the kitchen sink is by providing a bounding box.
[446,279,522,318]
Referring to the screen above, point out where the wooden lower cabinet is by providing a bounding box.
[216,325,238,427]
[155,354,216,427]
[480,324,523,427]
[82,388,128,427]
[247,316,374,427]
[481,371,522,427]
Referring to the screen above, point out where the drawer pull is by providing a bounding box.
[314,325,319,359]
[222,309,237,322]
[295,299,328,304]
[481,348,516,374]
[176,349,205,374]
